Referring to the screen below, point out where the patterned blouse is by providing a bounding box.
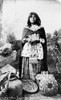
[21,33,44,60]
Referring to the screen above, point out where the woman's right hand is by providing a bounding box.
[22,38,27,43]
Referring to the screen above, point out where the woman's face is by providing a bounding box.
[29,14,36,24]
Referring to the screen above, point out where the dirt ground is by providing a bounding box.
[0,91,61,100]
[24,91,61,100]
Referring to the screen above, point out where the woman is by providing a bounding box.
[20,12,48,80]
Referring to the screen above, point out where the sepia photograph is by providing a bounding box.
[0,0,61,100]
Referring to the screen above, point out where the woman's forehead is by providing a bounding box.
[30,14,35,17]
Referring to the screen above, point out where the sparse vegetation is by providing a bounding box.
[47,29,61,73]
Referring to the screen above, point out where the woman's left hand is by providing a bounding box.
[40,38,45,43]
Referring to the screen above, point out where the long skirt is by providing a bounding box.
[21,57,41,80]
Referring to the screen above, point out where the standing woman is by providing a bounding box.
[20,12,48,80]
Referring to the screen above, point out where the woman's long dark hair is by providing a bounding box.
[27,12,41,27]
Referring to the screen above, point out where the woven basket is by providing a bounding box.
[36,73,58,96]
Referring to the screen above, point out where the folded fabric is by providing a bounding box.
[0,50,16,68]
[0,43,12,54]
[1,48,12,57]
[0,64,16,74]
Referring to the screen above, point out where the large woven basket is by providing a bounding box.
[36,73,58,96]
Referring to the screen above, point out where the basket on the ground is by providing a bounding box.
[22,79,38,93]
[36,73,58,96]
